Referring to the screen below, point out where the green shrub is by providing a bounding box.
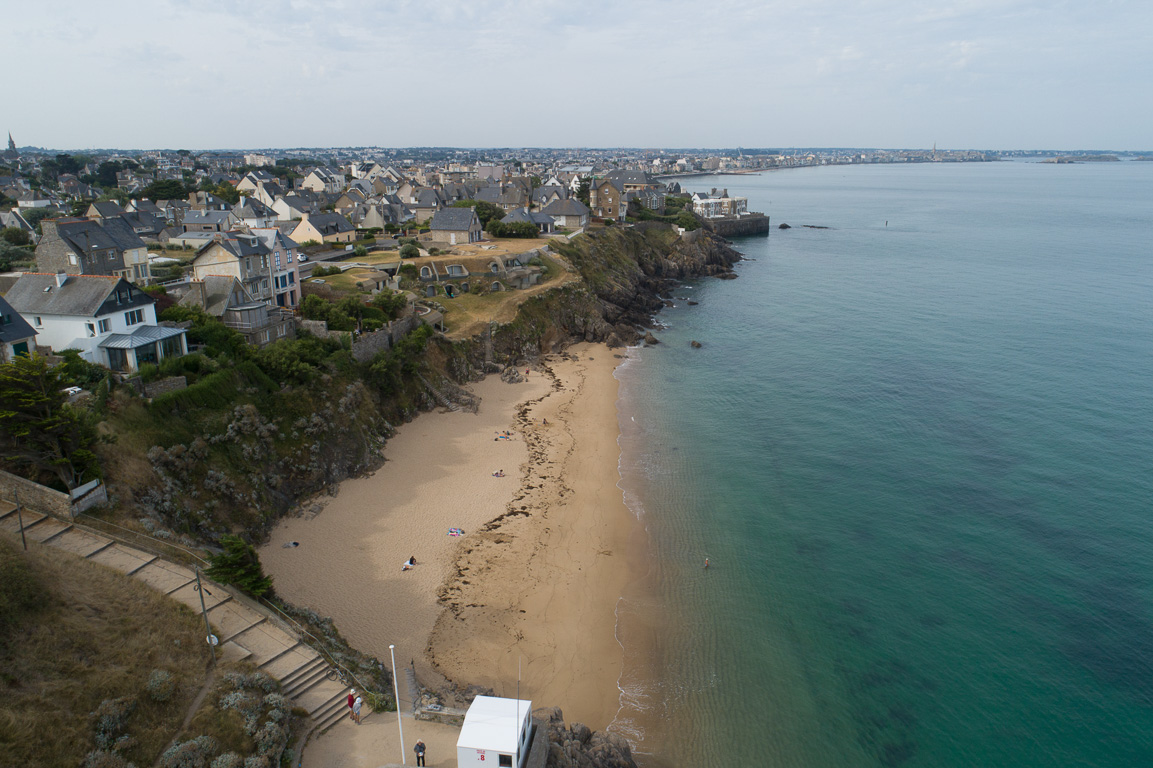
[147,670,176,702]
[399,243,419,259]
[205,535,273,598]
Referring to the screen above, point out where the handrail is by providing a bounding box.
[74,513,210,566]
[72,514,383,698]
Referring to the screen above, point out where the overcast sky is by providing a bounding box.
[9,0,1151,151]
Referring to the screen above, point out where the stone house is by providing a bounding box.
[429,208,482,245]
[251,227,301,308]
[5,273,186,371]
[36,219,130,280]
[182,210,236,233]
[588,179,626,221]
[500,207,554,234]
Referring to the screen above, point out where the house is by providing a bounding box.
[588,179,626,221]
[272,194,314,221]
[500,207,554,234]
[98,217,153,283]
[187,191,232,212]
[0,294,37,361]
[0,209,37,243]
[249,181,286,208]
[176,275,294,347]
[182,210,236,233]
[4,273,186,371]
[352,202,414,231]
[531,184,568,210]
[36,219,129,279]
[333,188,368,212]
[456,696,534,768]
[300,167,343,194]
[691,189,748,218]
[232,198,278,229]
[409,188,445,223]
[86,201,127,220]
[349,161,382,179]
[429,208,482,245]
[251,227,301,308]
[289,212,355,245]
[190,232,276,303]
[540,198,589,229]
[236,170,279,194]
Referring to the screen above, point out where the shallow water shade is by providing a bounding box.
[612,160,1153,767]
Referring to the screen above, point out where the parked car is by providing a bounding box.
[298,253,308,262]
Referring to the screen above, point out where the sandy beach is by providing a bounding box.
[262,343,640,735]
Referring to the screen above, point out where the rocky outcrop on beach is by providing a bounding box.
[534,707,639,768]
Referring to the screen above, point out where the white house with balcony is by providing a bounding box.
[5,273,186,371]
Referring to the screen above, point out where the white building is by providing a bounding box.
[457,696,534,768]
[5,273,186,371]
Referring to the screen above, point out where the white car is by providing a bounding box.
[63,386,82,396]
[298,254,308,262]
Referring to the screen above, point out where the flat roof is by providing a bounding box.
[457,696,532,754]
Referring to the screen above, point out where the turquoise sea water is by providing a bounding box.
[611,160,1153,767]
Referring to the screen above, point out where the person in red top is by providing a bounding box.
[347,689,356,719]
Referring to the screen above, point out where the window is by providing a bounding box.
[34,316,42,327]
[498,755,513,767]
[86,322,96,337]
[125,309,143,326]
[288,272,295,285]
[69,253,77,265]
[98,318,111,333]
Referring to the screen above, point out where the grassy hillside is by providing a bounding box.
[0,534,207,767]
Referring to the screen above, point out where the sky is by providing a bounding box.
[8,0,1152,151]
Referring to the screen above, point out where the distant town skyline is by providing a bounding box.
[10,0,1151,151]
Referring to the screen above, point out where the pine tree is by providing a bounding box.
[205,535,273,598]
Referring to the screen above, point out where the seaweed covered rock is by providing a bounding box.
[534,707,637,768]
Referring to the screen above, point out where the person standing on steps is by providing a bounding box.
[352,694,363,725]
[414,739,427,766]
[347,689,356,720]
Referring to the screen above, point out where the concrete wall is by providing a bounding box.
[704,213,772,238]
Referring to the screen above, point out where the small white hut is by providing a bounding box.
[456,695,534,768]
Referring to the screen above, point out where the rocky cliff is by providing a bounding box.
[535,707,639,768]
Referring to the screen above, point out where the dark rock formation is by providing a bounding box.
[534,707,638,768]
[779,222,791,229]
[687,300,699,306]
[691,340,703,348]
[643,332,660,345]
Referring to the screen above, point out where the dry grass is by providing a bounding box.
[0,533,208,768]
[439,251,580,339]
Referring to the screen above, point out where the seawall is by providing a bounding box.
[703,213,772,237]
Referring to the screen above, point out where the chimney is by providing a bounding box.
[55,272,68,288]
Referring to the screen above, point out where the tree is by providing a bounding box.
[353,244,367,259]
[576,178,590,206]
[399,243,420,259]
[205,535,273,597]
[19,207,59,236]
[0,227,30,246]
[138,179,189,202]
[0,354,103,490]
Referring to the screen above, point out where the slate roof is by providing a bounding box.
[180,275,251,317]
[0,294,36,345]
[501,208,554,226]
[233,198,275,219]
[430,208,480,231]
[50,218,121,255]
[197,232,270,260]
[98,216,148,250]
[89,201,127,219]
[304,212,354,235]
[541,198,590,216]
[6,274,151,317]
[184,210,233,227]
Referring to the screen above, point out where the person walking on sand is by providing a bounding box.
[352,694,363,725]
[704,558,710,569]
[414,739,427,766]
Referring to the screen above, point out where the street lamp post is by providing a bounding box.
[389,644,406,764]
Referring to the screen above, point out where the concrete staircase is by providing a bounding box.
[0,506,352,734]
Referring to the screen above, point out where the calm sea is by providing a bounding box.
[610,160,1153,767]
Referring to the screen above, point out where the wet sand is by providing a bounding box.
[263,344,640,730]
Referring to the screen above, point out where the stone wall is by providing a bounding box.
[0,469,73,520]
[350,327,392,363]
[703,212,772,237]
[144,375,188,398]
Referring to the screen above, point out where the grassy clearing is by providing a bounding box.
[0,533,208,768]
[440,252,579,339]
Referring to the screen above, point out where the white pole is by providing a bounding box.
[390,644,406,764]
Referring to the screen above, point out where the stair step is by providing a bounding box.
[282,665,332,700]
[280,657,328,692]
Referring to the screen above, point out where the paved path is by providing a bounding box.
[0,504,354,737]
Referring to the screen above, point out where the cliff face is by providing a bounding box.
[444,224,742,375]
